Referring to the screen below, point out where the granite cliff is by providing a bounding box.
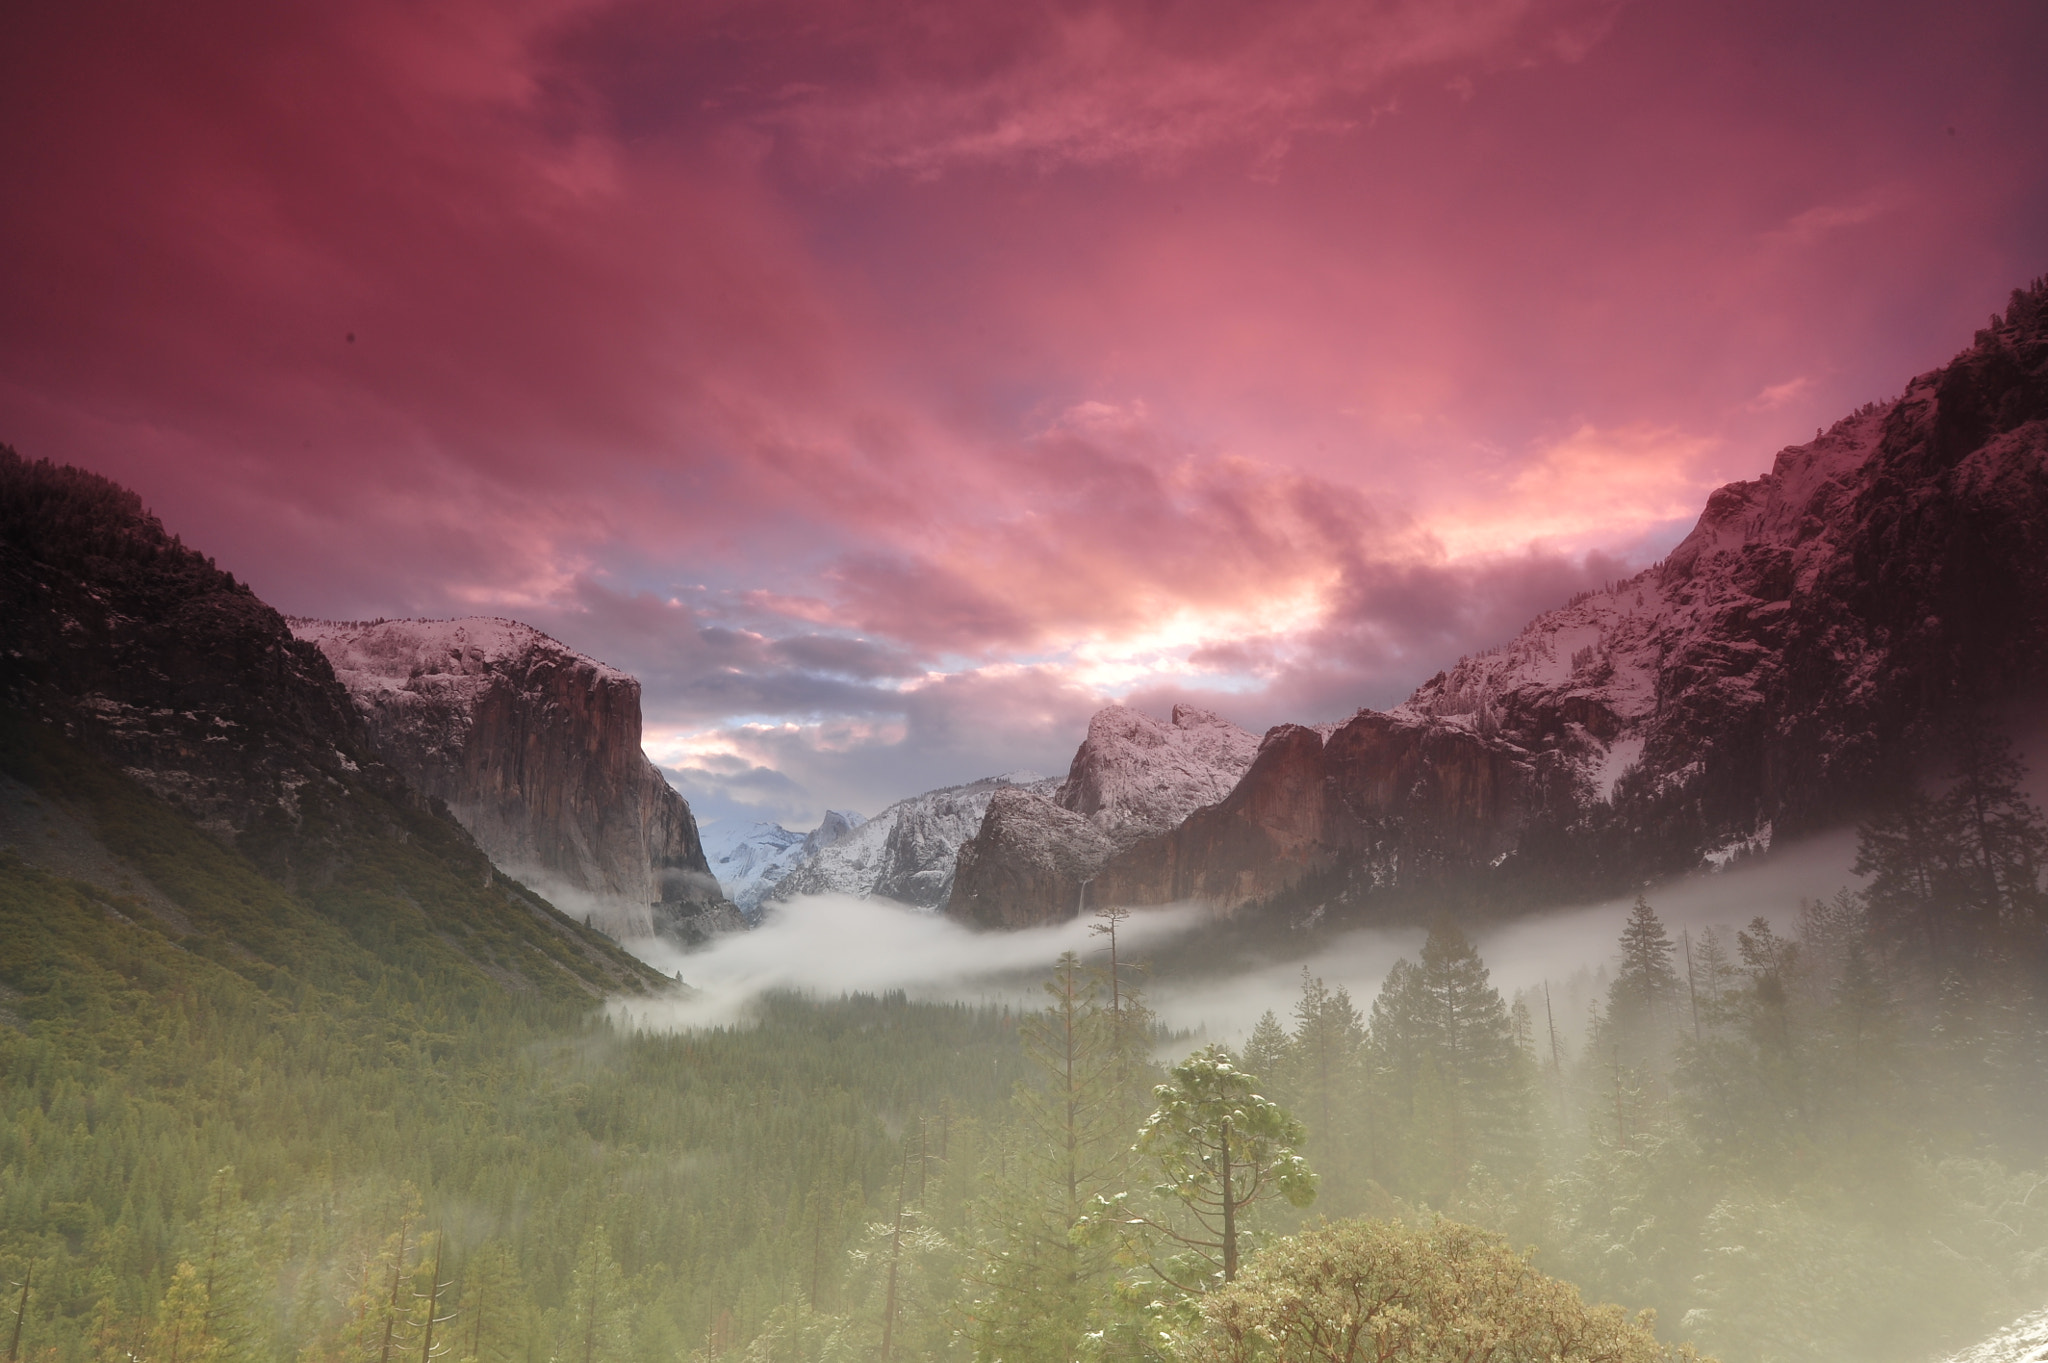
[291,617,738,941]
[948,704,1258,927]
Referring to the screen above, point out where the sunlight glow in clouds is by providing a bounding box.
[1,0,2044,821]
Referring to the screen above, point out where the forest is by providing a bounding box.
[3,721,2046,1363]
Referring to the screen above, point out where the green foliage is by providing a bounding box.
[0,760,1024,1363]
[1113,1046,1316,1294]
[966,950,1155,1363]
[1364,923,1537,1202]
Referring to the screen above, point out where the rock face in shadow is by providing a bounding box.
[292,618,738,941]
[966,278,2048,927]
[0,450,383,848]
[946,704,1259,927]
[949,789,1119,929]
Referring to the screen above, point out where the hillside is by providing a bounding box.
[0,449,667,997]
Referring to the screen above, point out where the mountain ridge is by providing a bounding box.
[957,277,2048,927]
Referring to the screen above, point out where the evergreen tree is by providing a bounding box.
[1109,1045,1316,1294]
[967,953,1138,1363]
[558,1228,627,1363]
[1285,973,1366,1211]
[453,1243,528,1363]
[1607,898,1683,1069]
[1237,1013,1293,1108]
[1366,923,1535,1200]
[149,1265,220,1363]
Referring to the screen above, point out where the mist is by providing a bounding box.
[614,827,1864,1042]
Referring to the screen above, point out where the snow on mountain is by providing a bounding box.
[1390,400,1894,819]
[770,775,1056,910]
[947,704,1259,927]
[1056,703,1262,842]
[290,616,738,941]
[703,810,865,919]
[974,281,2048,926]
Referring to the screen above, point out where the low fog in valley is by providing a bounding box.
[617,828,1866,1050]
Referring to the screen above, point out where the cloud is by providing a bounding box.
[611,894,1211,1029]
[1427,425,1722,558]
[726,0,1628,177]
[1749,377,1815,411]
[6,0,2045,829]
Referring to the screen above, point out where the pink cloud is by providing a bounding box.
[3,0,2045,818]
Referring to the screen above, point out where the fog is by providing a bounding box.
[612,828,1864,1044]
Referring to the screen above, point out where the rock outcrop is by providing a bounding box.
[291,617,738,941]
[947,704,1259,927]
[771,775,1054,910]
[967,278,2048,926]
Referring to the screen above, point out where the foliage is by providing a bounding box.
[1108,1046,1317,1294]
[1179,1218,1695,1363]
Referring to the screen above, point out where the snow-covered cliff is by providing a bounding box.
[290,617,739,941]
[770,775,1054,910]
[703,810,865,918]
[947,704,1258,927]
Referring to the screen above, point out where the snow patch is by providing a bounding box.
[1590,735,1644,802]
[1938,1305,2048,1363]
[1702,821,1773,870]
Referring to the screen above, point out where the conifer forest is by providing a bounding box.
[5,706,2048,1363]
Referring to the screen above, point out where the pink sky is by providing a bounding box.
[4,0,2045,828]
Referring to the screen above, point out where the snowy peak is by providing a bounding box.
[703,810,866,918]
[1039,277,2048,923]
[1055,703,1260,847]
[770,776,1053,910]
[1392,399,1898,812]
[944,702,1258,926]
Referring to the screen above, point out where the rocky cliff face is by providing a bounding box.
[973,278,2048,927]
[771,775,1054,910]
[947,704,1259,927]
[291,617,738,941]
[0,450,667,995]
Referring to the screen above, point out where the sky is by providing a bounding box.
[4,0,2045,831]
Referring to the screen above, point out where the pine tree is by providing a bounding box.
[1366,923,1535,1200]
[1284,973,1365,1213]
[1237,1013,1292,1107]
[561,1228,628,1363]
[1111,1045,1316,1294]
[967,953,1141,1363]
[1607,898,1683,1069]
[149,1265,221,1363]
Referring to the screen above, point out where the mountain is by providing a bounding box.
[703,809,865,918]
[0,449,669,997]
[290,617,738,942]
[769,775,1055,910]
[948,704,1259,927]
[986,278,2048,926]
